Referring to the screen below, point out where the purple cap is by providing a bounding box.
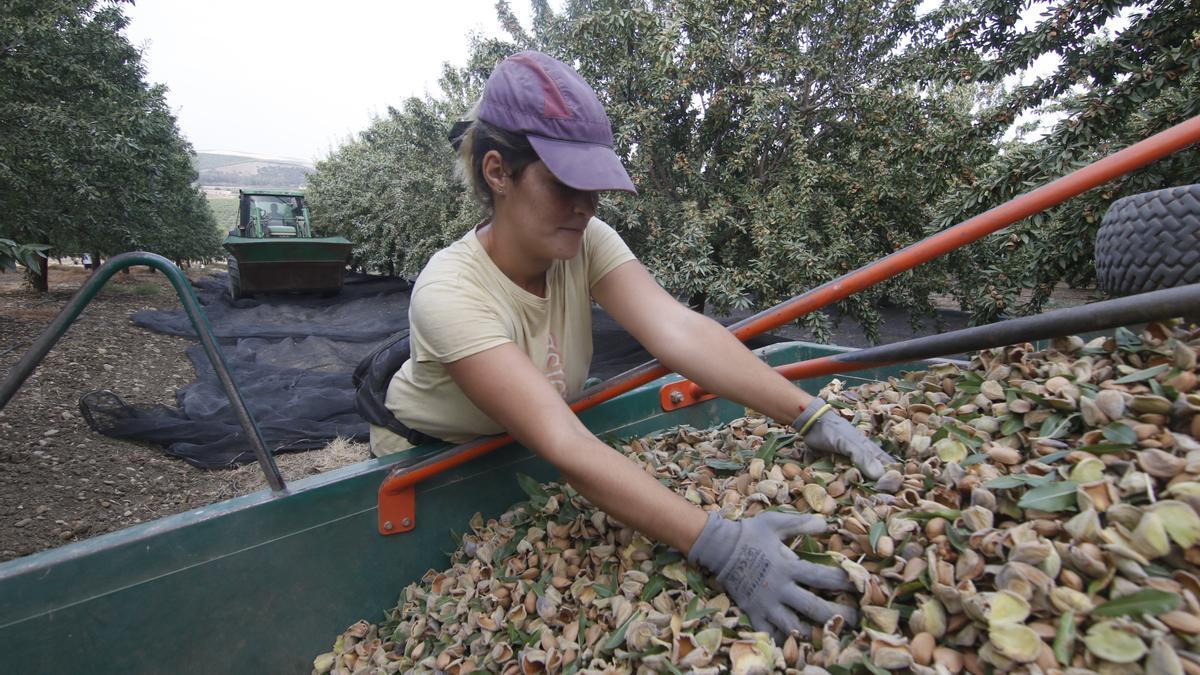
[477,51,636,194]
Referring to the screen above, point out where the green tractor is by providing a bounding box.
[222,189,353,299]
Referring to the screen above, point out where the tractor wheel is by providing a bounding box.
[227,256,250,300]
[1095,184,1200,295]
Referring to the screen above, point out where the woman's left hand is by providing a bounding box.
[792,398,896,480]
[688,510,858,643]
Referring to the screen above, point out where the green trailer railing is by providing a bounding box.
[0,339,939,674]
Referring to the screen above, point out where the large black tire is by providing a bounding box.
[227,256,249,300]
[1095,184,1200,295]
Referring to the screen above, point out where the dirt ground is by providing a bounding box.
[0,263,368,563]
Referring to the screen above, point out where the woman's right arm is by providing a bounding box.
[444,341,858,640]
[443,342,707,553]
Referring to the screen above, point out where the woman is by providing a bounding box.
[372,51,895,641]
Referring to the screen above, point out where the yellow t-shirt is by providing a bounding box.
[370,217,636,454]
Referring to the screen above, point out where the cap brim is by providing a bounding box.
[528,135,637,194]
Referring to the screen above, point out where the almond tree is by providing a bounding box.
[0,0,219,290]
[307,89,479,279]
[310,0,991,340]
[496,0,989,339]
[925,0,1200,320]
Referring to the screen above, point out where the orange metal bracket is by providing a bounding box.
[378,115,1200,535]
[660,380,715,411]
[377,483,415,534]
[375,397,608,534]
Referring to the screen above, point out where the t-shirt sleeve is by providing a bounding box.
[409,280,512,363]
[585,218,638,288]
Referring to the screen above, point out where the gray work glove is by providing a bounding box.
[688,510,859,643]
[793,398,895,480]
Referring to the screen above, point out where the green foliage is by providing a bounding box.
[0,0,222,286]
[0,239,52,273]
[309,0,1197,337]
[1091,588,1182,618]
[207,197,239,232]
[307,75,483,278]
[310,1,988,340]
[490,0,993,339]
[925,0,1200,322]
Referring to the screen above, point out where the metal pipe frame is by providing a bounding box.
[661,283,1200,410]
[0,252,286,492]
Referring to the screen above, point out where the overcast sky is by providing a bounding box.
[122,1,526,163]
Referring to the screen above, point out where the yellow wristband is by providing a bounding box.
[797,403,833,436]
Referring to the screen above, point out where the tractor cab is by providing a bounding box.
[222,189,352,299]
[235,190,311,239]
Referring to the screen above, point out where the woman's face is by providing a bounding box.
[500,160,599,261]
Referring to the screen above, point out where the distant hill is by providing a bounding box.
[192,151,314,189]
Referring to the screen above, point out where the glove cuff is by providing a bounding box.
[687,512,740,573]
[792,398,833,436]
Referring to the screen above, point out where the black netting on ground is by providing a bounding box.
[84,272,786,468]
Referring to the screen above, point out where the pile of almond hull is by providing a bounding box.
[314,321,1200,675]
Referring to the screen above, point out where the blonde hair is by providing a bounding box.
[454,102,540,212]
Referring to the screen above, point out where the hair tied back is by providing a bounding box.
[448,120,472,151]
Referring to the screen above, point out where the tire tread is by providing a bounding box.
[1094,184,1200,295]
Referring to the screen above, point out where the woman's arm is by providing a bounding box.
[443,321,858,639]
[444,343,707,553]
[591,260,815,424]
[592,260,894,479]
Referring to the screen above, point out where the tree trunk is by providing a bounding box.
[28,252,48,292]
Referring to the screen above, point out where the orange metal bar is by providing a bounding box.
[725,116,1200,340]
[659,355,882,411]
[378,115,1200,535]
[568,115,1200,409]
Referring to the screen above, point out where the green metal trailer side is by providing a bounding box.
[0,342,940,673]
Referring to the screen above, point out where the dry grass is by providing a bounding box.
[4,305,60,321]
[203,437,372,501]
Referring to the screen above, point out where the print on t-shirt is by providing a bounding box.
[544,332,567,397]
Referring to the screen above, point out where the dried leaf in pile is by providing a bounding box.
[314,321,1200,675]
